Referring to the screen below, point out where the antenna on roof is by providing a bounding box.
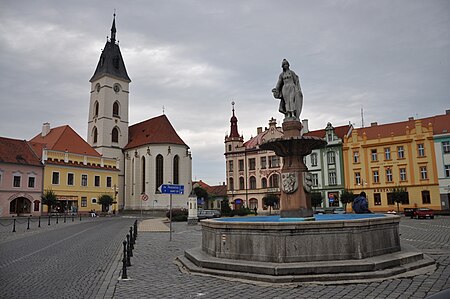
[361,106,365,128]
[162,105,165,115]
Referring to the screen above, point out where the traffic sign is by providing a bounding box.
[160,184,184,195]
[141,193,149,201]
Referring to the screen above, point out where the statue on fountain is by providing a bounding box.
[272,59,303,121]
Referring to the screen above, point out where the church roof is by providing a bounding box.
[0,137,42,166]
[90,16,131,83]
[125,115,188,150]
[29,125,101,158]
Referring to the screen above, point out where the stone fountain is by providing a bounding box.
[177,60,435,283]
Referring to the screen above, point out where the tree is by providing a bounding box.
[41,190,58,213]
[194,186,209,208]
[392,187,408,213]
[340,190,355,212]
[310,192,323,209]
[98,194,114,212]
[263,194,279,215]
[220,197,232,216]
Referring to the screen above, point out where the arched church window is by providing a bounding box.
[93,127,98,143]
[269,174,279,188]
[112,127,119,143]
[94,101,99,117]
[141,156,146,194]
[173,155,179,184]
[155,154,164,192]
[113,101,120,117]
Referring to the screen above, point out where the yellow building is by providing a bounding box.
[343,117,441,212]
[30,123,119,214]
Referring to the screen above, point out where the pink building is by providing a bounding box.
[0,137,44,217]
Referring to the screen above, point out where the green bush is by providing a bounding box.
[165,208,188,221]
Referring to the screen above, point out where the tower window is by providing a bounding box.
[113,102,120,117]
[112,128,119,143]
[93,127,98,143]
[94,101,99,117]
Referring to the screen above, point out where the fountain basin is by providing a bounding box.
[202,214,400,263]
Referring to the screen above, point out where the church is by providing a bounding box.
[87,15,192,211]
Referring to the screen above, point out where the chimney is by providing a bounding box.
[257,127,263,134]
[446,109,450,115]
[371,122,378,127]
[42,122,50,137]
[408,117,414,121]
[302,119,309,133]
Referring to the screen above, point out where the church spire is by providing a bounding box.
[110,13,117,44]
[229,101,240,138]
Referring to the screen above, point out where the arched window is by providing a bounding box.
[156,154,164,192]
[261,177,267,188]
[249,198,258,210]
[141,156,146,194]
[131,158,135,195]
[249,176,256,189]
[239,177,245,190]
[113,101,120,117]
[33,200,40,212]
[94,101,99,117]
[269,174,279,188]
[173,155,179,184]
[229,177,234,191]
[93,127,98,143]
[112,127,119,143]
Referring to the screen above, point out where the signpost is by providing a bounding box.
[140,193,148,219]
[159,184,184,241]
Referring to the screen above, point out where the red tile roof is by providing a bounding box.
[0,137,42,166]
[125,115,188,150]
[194,180,227,197]
[352,113,450,139]
[29,125,101,158]
[244,127,283,149]
[304,125,352,139]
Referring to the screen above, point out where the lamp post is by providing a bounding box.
[153,199,158,216]
[112,184,119,215]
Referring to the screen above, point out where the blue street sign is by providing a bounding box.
[160,184,185,195]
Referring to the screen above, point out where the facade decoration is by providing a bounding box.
[281,172,298,194]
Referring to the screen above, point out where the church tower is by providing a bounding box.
[87,14,131,209]
[224,101,244,153]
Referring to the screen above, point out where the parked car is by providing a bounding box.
[404,208,417,217]
[413,208,434,219]
[332,207,346,214]
[386,210,397,215]
[314,208,325,214]
[198,210,221,220]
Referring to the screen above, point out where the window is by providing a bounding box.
[94,175,100,187]
[371,149,377,161]
[52,172,60,185]
[420,166,428,179]
[261,177,267,188]
[422,191,431,204]
[418,144,425,157]
[249,158,256,170]
[327,133,333,142]
[355,172,361,185]
[93,127,98,143]
[112,127,119,143]
[249,198,258,210]
[327,151,335,165]
[353,151,359,163]
[13,174,21,187]
[373,170,379,183]
[269,174,279,188]
[67,173,74,186]
[81,197,87,207]
[384,148,391,160]
[142,156,146,193]
[269,156,280,168]
[94,101,99,117]
[92,198,97,204]
[443,141,450,153]
[228,144,231,152]
[311,173,318,186]
[387,193,394,205]
[113,101,120,117]
[28,177,35,188]
[397,146,405,159]
[173,155,179,184]
[228,160,233,172]
[328,171,337,185]
[156,154,163,191]
[311,153,318,166]
[445,165,450,178]
[34,200,40,212]
[239,177,245,189]
[386,168,393,182]
[400,168,407,181]
[260,157,267,169]
[249,176,256,189]
[106,176,112,188]
[374,193,381,205]
[238,159,244,171]
[229,177,234,190]
[81,174,88,187]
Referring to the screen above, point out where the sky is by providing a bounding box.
[1,0,449,185]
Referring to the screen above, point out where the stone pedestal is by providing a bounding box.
[260,120,326,218]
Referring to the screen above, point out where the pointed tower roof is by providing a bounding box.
[90,14,131,83]
[229,101,240,138]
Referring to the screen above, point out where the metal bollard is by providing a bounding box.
[13,218,16,232]
[80,214,82,221]
[126,234,132,265]
[134,220,138,240]
[38,216,41,228]
[72,214,74,222]
[64,214,66,223]
[56,214,59,224]
[122,241,128,279]
[27,216,30,230]
[129,227,134,250]
[48,215,51,226]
